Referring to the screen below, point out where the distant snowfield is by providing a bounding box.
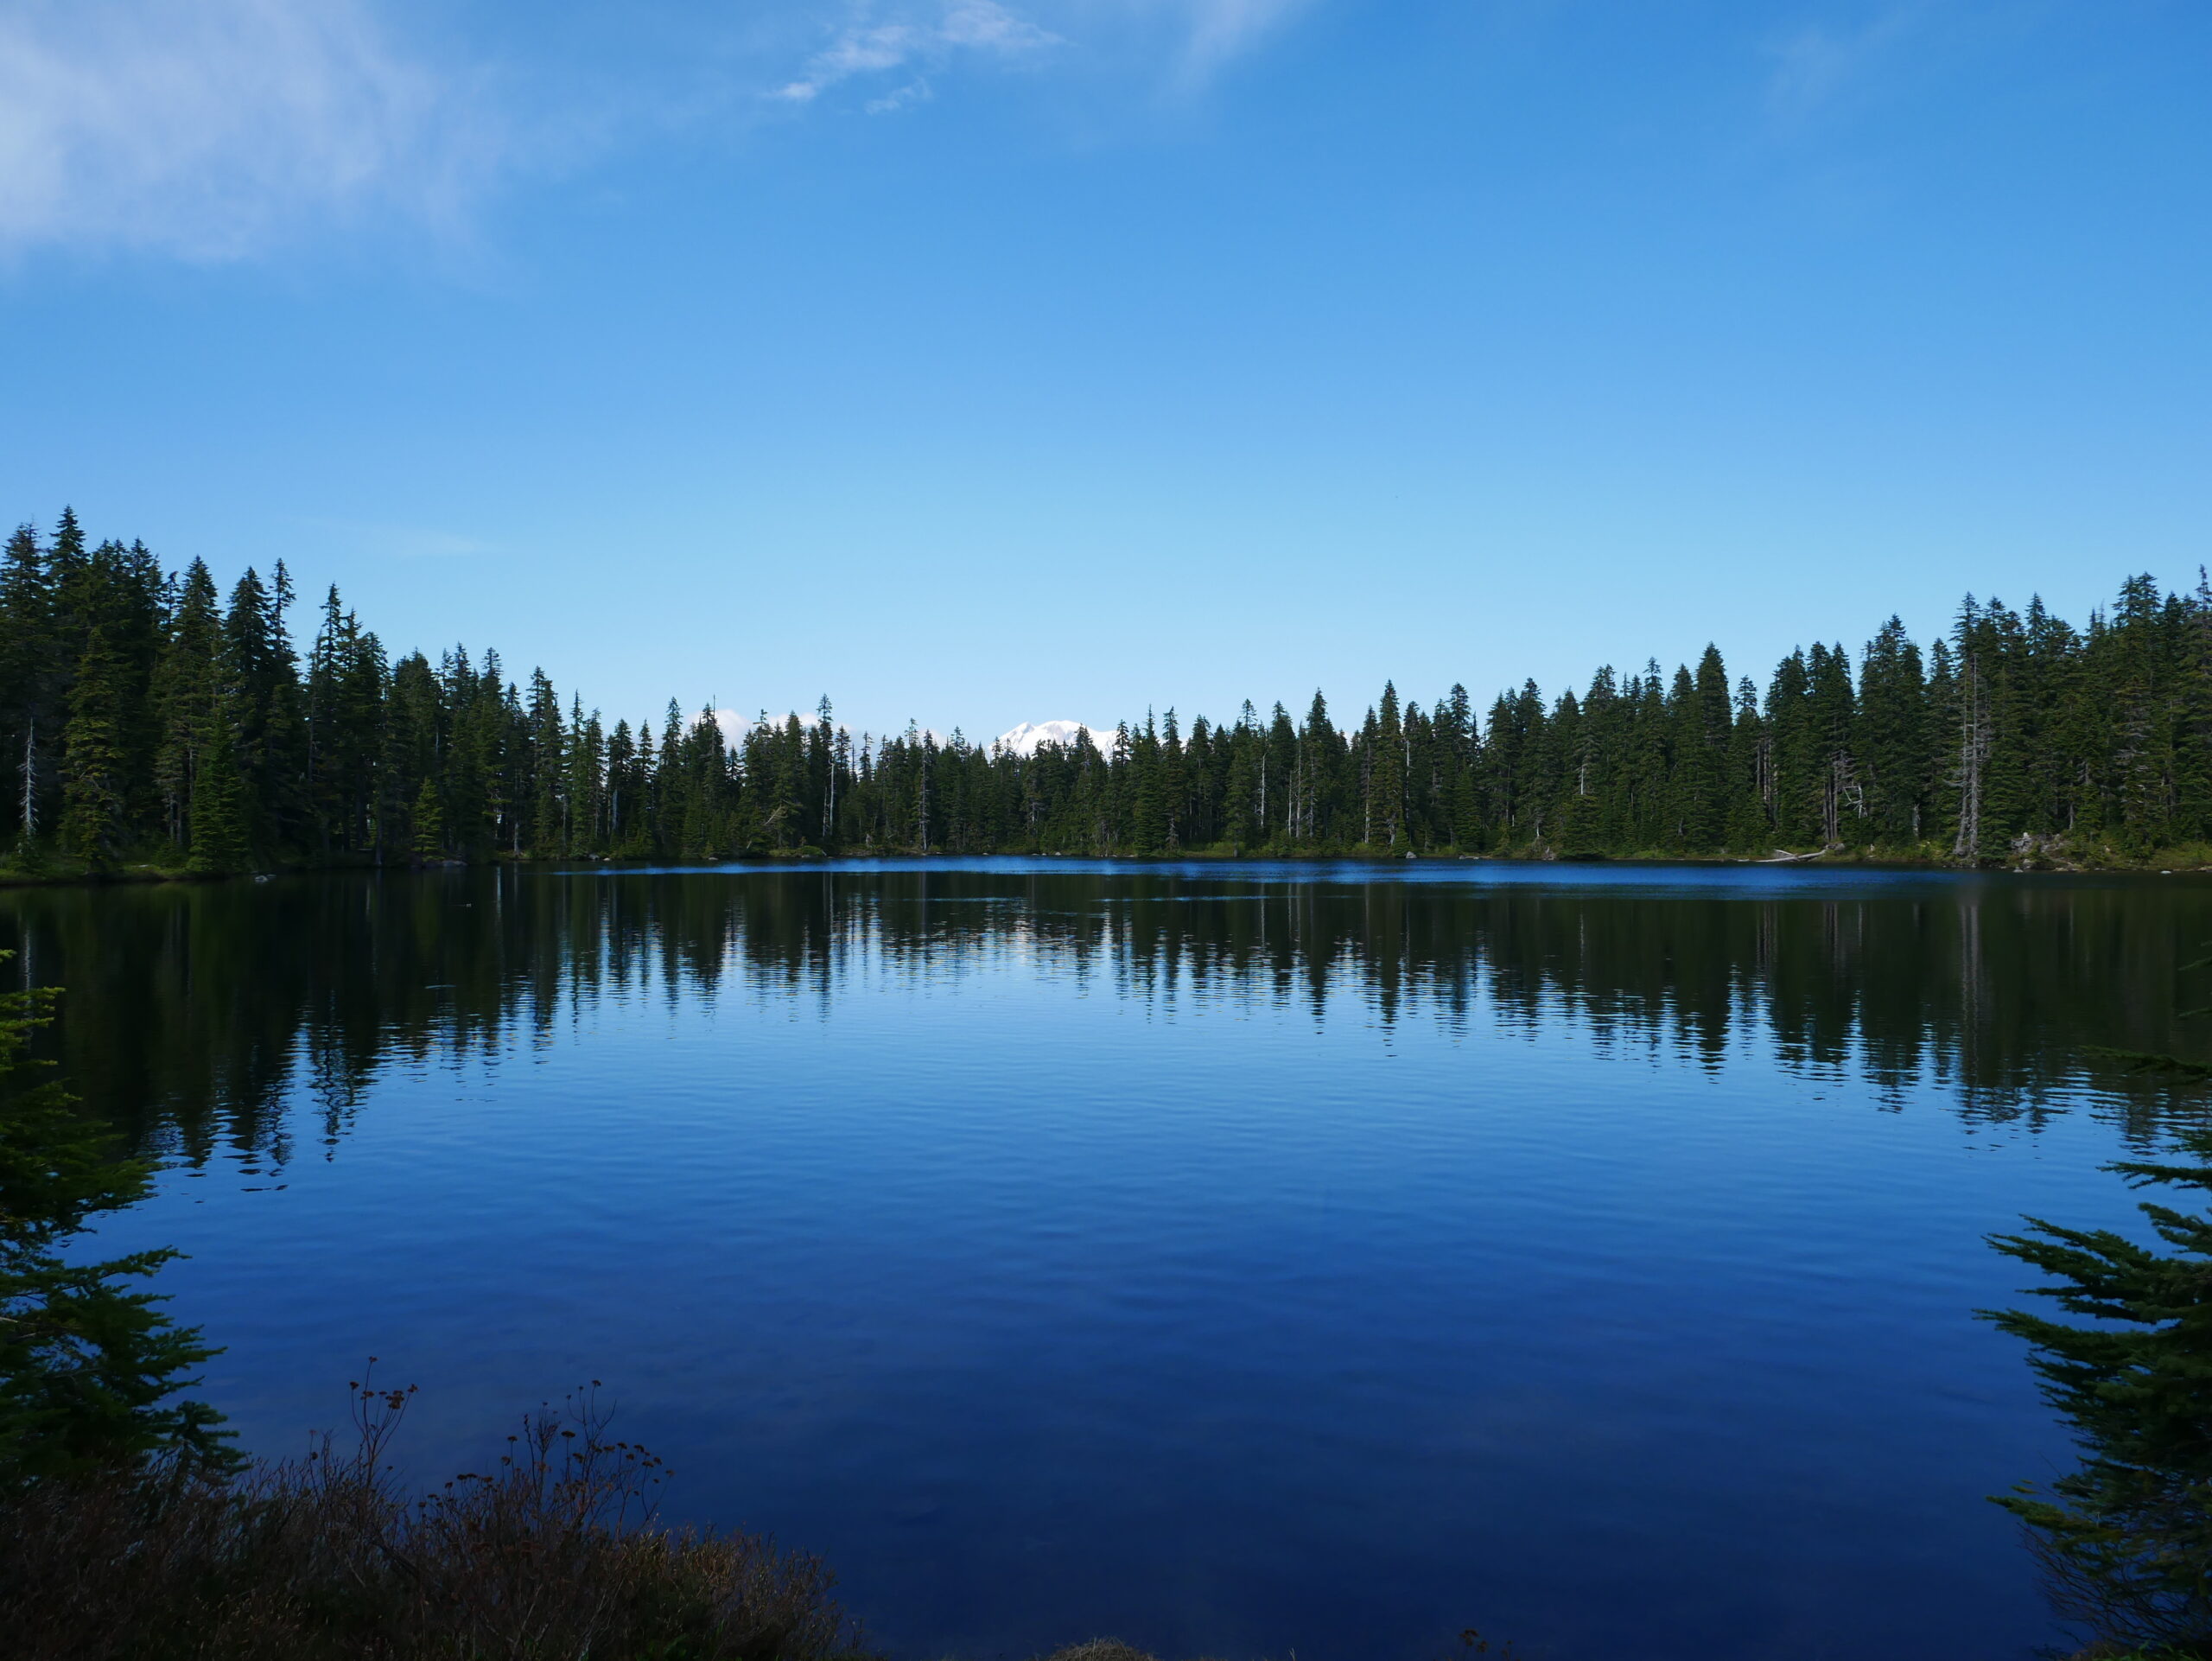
[704,712,1105,754]
[994,720,1108,755]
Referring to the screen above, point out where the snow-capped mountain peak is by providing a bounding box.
[995,720,1106,757]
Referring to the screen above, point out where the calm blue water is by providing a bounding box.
[21,859,2206,1659]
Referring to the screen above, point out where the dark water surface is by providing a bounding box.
[15,859,2209,1660]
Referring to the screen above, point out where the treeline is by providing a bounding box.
[7,508,2209,869]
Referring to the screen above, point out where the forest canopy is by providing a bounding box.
[4,509,2207,869]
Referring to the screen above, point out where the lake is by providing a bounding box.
[12,859,2204,1659]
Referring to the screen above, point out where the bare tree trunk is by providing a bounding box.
[1953,652,1987,861]
[19,719,34,843]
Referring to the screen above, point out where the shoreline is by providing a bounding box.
[4,842,2204,890]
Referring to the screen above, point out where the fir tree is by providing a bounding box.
[151,561,221,851]
[0,958,231,1481]
[412,777,446,861]
[187,705,252,875]
[58,627,130,867]
[0,524,56,845]
[1985,1131,2212,1649]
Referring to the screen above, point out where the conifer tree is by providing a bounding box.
[1807,643,1860,848]
[1672,646,1731,849]
[219,569,305,854]
[151,561,221,851]
[0,524,56,845]
[1372,683,1405,848]
[412,777,446,862]
[1725,677,1768,850]
[1986,1132,2212,1649]
[58,627,130,867]
[1951,603,1994,861]
[0,958,231,1481]
[1859,618,1929,844]
[525,667,565,856]
[186,705,252,875]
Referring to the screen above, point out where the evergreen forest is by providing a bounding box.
[9,509,2209,872]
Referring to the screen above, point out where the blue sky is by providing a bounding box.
[1,1,2206,741]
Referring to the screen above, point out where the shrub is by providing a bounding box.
[0,1371,872,1660]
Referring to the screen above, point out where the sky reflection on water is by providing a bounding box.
[11,861,2207,1660]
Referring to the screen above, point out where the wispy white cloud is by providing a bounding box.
[866,80,935,115]
[768,0,1308,111]
[1765,7,1923,120]
[304,516,499,560]
[0,0,1322,259]
[0,0,499,259]
[774,1,1059,108]
[1166,0,1309,86]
